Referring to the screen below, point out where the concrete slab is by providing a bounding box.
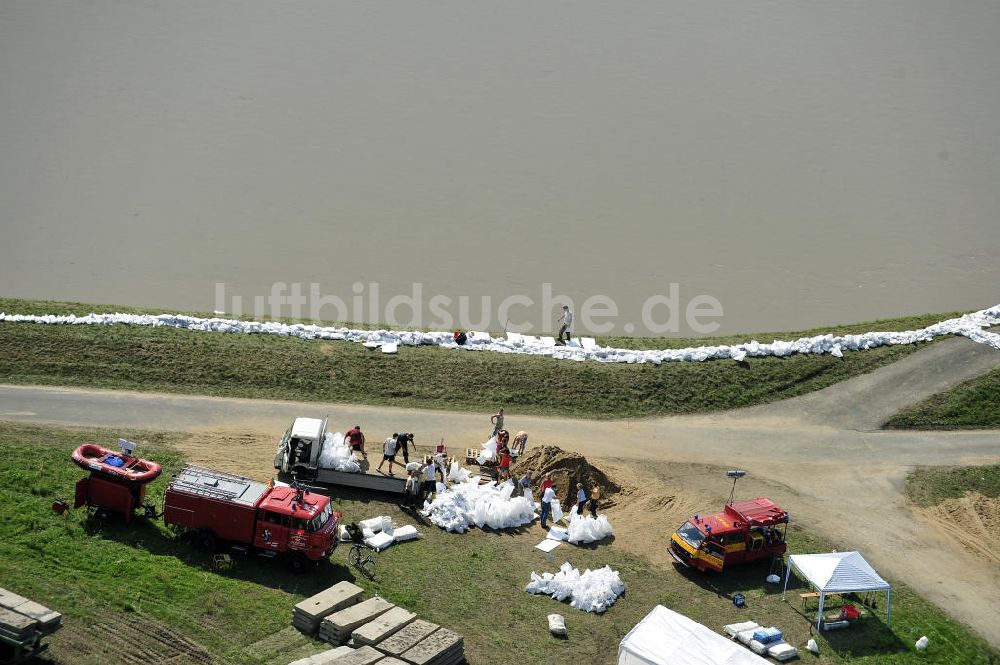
[295,582,365,620]
[399,628,462,665]
[288,646,353,665]
[327,645,384,665]
[326,597,395,634]
[11,600,60,627]
[374,658,409,665]
[0,607,37,640]
[374,620,438,657]
[0,588,28,611]
[352,607,416,645]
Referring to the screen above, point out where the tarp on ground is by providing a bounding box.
[782,551,891,626]
[618,605,768,665]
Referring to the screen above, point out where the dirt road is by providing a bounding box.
[2,336,999,644]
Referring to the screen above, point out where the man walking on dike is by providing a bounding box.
[491,408,504,437]
[557,304,573,345]
[346,425,366,458]
[378,433,399,476]
[540,480,557,530]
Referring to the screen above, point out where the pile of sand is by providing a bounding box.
[918,492,1000,564]
[511,446,619,509]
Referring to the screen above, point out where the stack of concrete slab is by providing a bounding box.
[0,587,62,637]
[351,606,417,646]
[293,582,365,636]
[289,645,383,665]
[396,627,464,665]
[373,620,465,665]
[318,597,395,645]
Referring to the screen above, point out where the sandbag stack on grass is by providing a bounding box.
[293,582,364,635]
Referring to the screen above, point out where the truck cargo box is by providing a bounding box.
[163,466,268,544]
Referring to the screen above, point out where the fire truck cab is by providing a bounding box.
[669,497,789,573]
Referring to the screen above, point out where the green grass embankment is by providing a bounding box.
[1,421,996,664]
[905,465,1000,507]
[0,298,964,419]
[886,367,1000,430]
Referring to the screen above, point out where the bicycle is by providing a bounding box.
[344,523,376,580]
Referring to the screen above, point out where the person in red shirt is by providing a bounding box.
[345,425,366,458]
[498,446,513,481]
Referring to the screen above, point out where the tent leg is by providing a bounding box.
[817,593,825,629]
[886,589,891,626]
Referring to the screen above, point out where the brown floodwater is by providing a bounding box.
[2,2,998,335]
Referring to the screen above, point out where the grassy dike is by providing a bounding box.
[2,421,996,664]
[0,298,964,419]
[886,367,1000,430]
[905,465,1000,507]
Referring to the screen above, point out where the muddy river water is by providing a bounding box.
[2,2,998,335]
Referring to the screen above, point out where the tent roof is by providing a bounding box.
[618,605,768,665]
[788,551,890,593]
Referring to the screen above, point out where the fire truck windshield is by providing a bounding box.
[307,502,333,532]
[677,521,706,549]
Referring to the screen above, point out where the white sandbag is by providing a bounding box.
[547,527,569,541]
[567,511,614,544]
[362,527,375,539]
[524,562,625,613]
[551,501,564,523]
[806,639,819,654]
[316,432,361,472]
[392,525,420,542]
[736,629,757,645]
[723,621,759,638]
[448,460,471,483]
[421,477,537,533]
[406,461,421,473]
[360,516,388,533]
[365,531,394,552]
[381,515,393,534]
[916,636,929,650]
[765,574,780,584]
[9,305,998,365]
[547,614,567,636]
[767,641,798,662]
[748,639,767,655]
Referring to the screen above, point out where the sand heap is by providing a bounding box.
[512,446,619,509]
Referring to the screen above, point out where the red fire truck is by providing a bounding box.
[668,497,789,573]
[163,465,341,571]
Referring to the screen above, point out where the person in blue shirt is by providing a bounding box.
[576,483,587,515]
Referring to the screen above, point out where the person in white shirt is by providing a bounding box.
[557,305,574,345]
[378,434,399,476]
[540,483,557,529]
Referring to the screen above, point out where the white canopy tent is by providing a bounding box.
[782,551,891,627]
[618,605,769,665]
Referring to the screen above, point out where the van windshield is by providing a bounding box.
[677,521,705,548]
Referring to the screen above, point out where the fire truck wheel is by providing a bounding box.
[194,530,218,553]
[288,552,310,573]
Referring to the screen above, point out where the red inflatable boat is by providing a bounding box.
[71,443,162,484]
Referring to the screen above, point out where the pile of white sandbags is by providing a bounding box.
[476,437,497,464]
[316,432,360,472]
[4,303,998,364]
[525,562,625,613]
[421,478,536,533]
[567,511,614,544]
[447,461,471,483]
